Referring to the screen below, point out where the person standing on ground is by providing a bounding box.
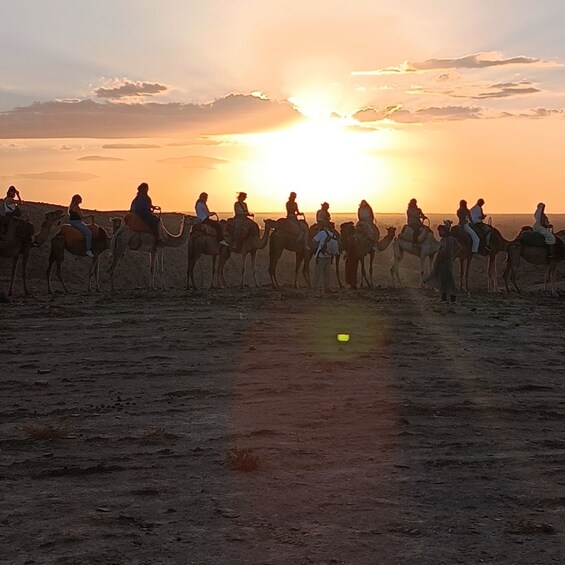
[425,224,459,304]
[312,226,335,292]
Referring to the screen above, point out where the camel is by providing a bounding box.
[47,217,122,294]
[343,223,396,289]
[108,214,197,292]
[0,209,64,296]
[448,223,516,292]
[503,230,565,297]
[186,223,230,290]
[266,218,310,289]
[390,225,440,287]
[219,219,273,287]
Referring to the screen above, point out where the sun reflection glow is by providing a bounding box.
[232,117,397,212]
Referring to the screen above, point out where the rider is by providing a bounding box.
[407,198,428,247]
[316,202,331,228]
[4,186,23,217]
[358,200,375,224]
[457,199,480,254]
[469,198,491,251]
[533,202,556,258]
[232,191,254,249]
[69,194,94,257]
[286,192,305,244]
[195,192,229,246]
[130,182,161,239]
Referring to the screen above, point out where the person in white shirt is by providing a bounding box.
[4,186,23,217]
[312,227,335,292]
[457,199,480,254]
[232,192,254,249]
[533,202,556,257]
[469,198,491,250]
[195,192,228,246]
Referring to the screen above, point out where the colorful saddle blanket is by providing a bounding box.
[60,223,100,246]
[124,213,153,233]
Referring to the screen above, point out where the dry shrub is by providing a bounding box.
[24,424,70,439]
[227,448,262,471]
[141,427,167,438]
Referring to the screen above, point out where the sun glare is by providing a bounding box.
[234,118,396,212]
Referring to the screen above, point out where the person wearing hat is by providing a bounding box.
[232,192,254,250]
[316,202,331,228]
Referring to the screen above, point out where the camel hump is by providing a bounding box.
[519,230,547,248]
[59,223,100,246]
[124,212,154,233]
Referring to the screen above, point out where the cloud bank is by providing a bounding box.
[0,94,302,139]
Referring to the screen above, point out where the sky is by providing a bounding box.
[1,0,565,213]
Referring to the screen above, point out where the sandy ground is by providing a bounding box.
[1,287,565,564]
[1,204,565,563]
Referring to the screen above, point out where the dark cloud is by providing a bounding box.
[77,155,125,161]
[102,143,161,149]
[411,79,541,100]
[157,155,229,169]
[353,105,481,123]
[353,52,557,75]
[15,171,99,181]
[0,94,302,139]
[94,81,169,99]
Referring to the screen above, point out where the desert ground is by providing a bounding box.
[1,203,565,564]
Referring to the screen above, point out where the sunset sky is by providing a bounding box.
[1,1,565,213]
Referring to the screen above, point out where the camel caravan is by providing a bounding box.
[1,183,564,297]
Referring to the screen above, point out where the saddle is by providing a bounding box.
[191,222,216,237]
[0,215,33,241]
[519,230,548,248]
[355,221,377,244]
[59,223,100,247]
[398,224,429,244]
[124,212,154,234]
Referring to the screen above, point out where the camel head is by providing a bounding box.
[110,217,122,233]
[386,226,397,236]
[263,219,277,230]
[45,209,65,226]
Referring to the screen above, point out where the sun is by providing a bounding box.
[233,117,397,212]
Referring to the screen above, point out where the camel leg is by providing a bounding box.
[46,254,55,294]
[250,251,259,287]
[360,257,371,288]
[294,252,305,288]
[108,230,129,293]
[240,251,246,288]
[55,258,70,294]
[335,255,343,289]
[369,251,374,287]
[210,255,217,289]
[487,254,499,292]
[9,256,19,296]
[148,251,157,290]
[390,243,403,287]
[87,257,97,292]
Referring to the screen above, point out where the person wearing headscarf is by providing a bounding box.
[232,192,254,248]
[533,202,556,256]
[425,224,459,303]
